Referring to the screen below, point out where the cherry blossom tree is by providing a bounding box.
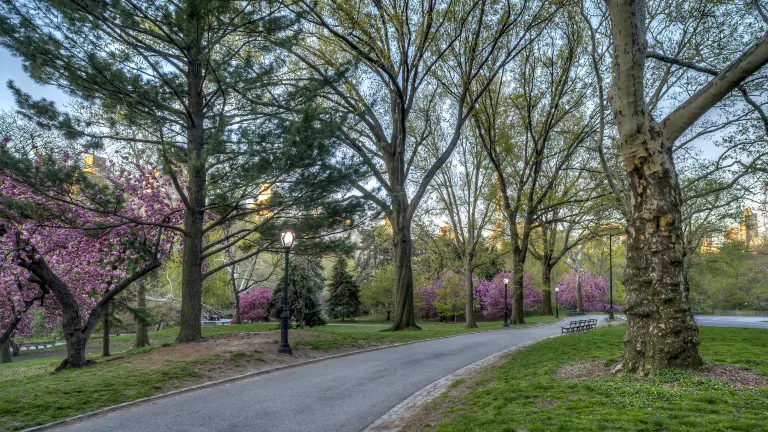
[0,140,182,369]
[474,272,541,318]
[555,271,619,313]
[238,289,272,323]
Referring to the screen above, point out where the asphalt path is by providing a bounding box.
[694,315,768,329]
[50,314,767,432]
[52,317,598,432]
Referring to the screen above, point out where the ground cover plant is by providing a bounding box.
[405,325,768,432]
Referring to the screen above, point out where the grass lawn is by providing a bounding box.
[408,325,768,432]
[0,315,559,431]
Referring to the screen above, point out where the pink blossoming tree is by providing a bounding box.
[555,271,618,312]
[238,289,272,322]
[0,141,182,369]
[474,272,541,319]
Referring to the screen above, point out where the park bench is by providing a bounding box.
[19,340,56,350]
[564,309,585,317]
[561,318,598,335]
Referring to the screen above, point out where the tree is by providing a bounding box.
[326,257,361,321]
[239,289,273,322]
[555,271,615,312]
[288,0,559,330]
[428,132,496,328]
[603,0,768,374]
[0,160,178,369]
[268,256,326,329]
[360,264,396,320]
[474,272,540,318]
[0,0,365,343]
[474,17,595,324]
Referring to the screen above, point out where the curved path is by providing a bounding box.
[51,317,599,432]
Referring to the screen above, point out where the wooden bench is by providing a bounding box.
[561,318,598,335]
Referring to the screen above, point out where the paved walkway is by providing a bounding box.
[694,315,768,329]
[52,317,598,432]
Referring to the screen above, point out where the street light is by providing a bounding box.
[278,230,295,355]
[608,233,614,320]
[555,287,559,318]
[503,278,510,328]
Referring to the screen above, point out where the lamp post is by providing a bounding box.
[503,278,510,327]
[278,230,295,355]
[609,233,614,320]
[555,287,559,318]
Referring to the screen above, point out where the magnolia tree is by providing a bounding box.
[474,272,542,318]
[555,271,619,312]
[238,289,272,322]
[0,144,181,369]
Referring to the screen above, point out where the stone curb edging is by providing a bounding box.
[361,334,561,432]
[20,318,570,432]
[362,316,618,432]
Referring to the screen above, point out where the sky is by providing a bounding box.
[1,47,766,232]
[0,48,71,110]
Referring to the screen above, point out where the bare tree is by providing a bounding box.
[428,131,495,328]
[474,18,595,324]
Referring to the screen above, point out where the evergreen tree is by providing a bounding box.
[0,0,366,342]
[269,256,326,328]
[326,257,361,321]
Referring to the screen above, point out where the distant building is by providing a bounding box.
[83,154,108,176]
[700,208,764,253]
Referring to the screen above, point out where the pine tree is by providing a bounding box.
[269,256,326,329]
[0,0,366,342]
[326,257,361,321]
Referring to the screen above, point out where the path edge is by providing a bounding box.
[20,318,570,432]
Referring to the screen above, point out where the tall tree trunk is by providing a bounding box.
[620,141,701,374]
[576,271,584,313]
[135,281,150,348]
[390,218,419,330]
[177,53,207,343]
[464,260,477,329]
[0,340,11,364]
[11,339,20,356]
[102,302,110,357]
[606,0,702,375]
[541,261,553,316]
[510,250,526,325]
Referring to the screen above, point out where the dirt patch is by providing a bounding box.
[698,364,768,389]
[557,361,768,390]
[119,330,355,390]
[556,361,612,381]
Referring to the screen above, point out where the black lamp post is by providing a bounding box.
[503,278,510,327]
[555,286,559,318]
[608,233,614,320]
[278,230,295,355]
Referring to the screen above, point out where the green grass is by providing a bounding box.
[424,326,768,432]
[0,317,559,430]
[298,315,562,350]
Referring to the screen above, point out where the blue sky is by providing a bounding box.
[0,48,70,110]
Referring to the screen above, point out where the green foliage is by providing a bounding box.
[326,257,361,320]
[269,256,326,328]
[425,326,768,432]
[359,264,396,318]
[433,273,467,321]
[689,241,768,312]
